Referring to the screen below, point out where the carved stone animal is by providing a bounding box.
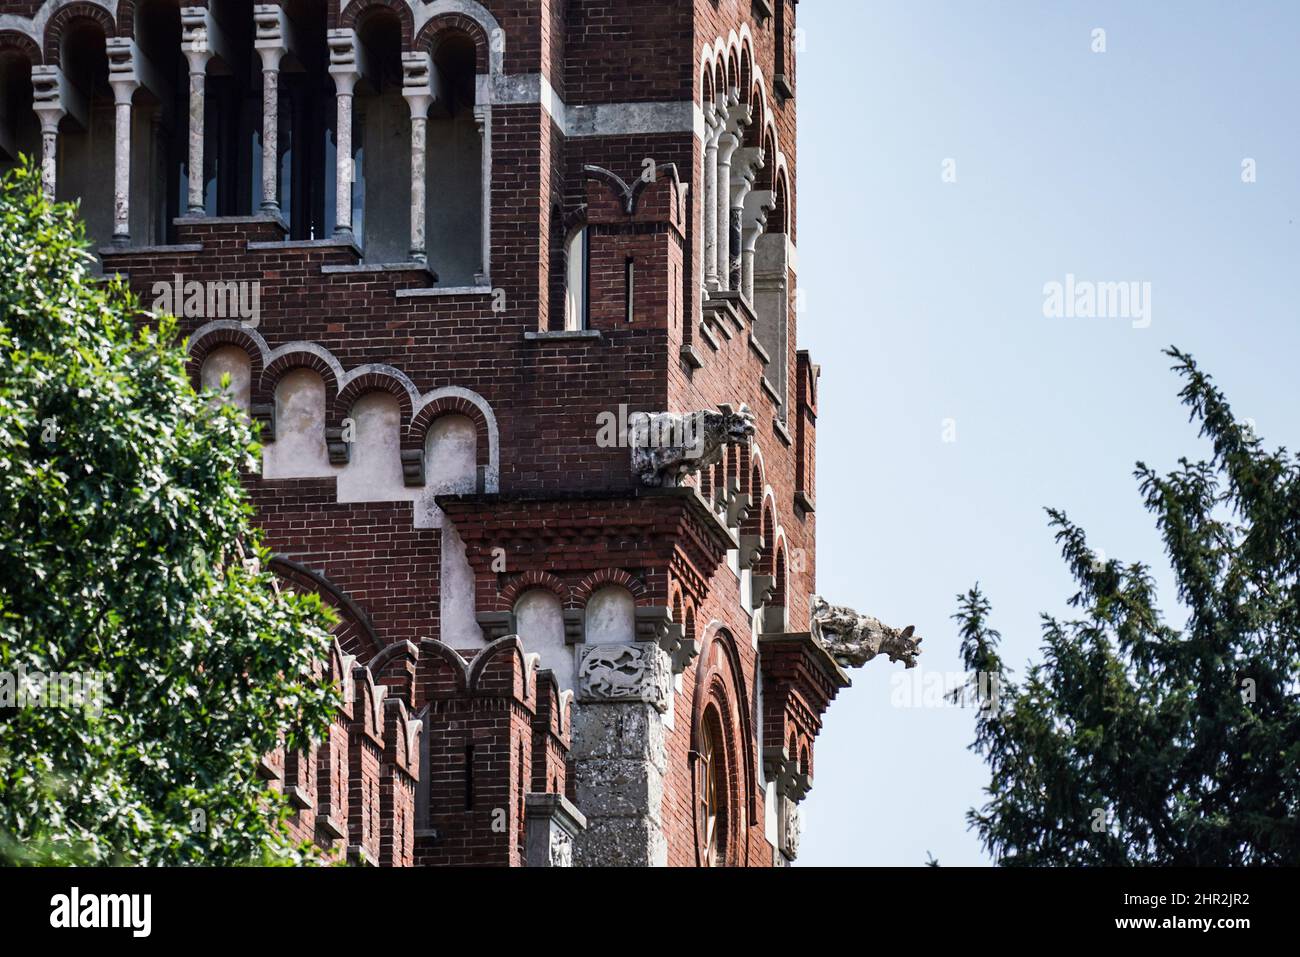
[630,405,756,487]
[808,595,922,669]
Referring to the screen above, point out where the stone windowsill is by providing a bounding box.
[523,329,602,342]
[99,242,203,257]
[396,284,495,299]
[320,261,438,281]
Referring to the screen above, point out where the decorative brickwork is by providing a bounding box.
[0,0,854,867]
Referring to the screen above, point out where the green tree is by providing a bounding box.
[0,159,339,865]
[955,348,1300,865]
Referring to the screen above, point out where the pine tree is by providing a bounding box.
[955,348,1300,865]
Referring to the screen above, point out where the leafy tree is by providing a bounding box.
[0,159,339,864]
[954,348,1300,865]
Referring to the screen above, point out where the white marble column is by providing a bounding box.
[702,104,723,292]
[714,128,739,292]
[254,4,290,215]
[327,29,362,238]
[401,51,436,262]
[181,8,214,215]
[741,188,775,302]
[473,102,490,283]
[105,40,141,244]
[30,66,71,200]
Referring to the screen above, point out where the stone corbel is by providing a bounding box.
[476,611,514,642]
[634,606,698,674]
[762,744,812,802]
[750,574,775,612]
[250,402,275,441]
[324,424,350,465]
[400,448,425,487]
[726,489,751,529]
[738,533,764,571]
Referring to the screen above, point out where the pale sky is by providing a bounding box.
[796,0,1300,866]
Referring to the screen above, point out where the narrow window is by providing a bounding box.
[624,256,635,323]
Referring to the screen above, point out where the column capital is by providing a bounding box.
[31,64,85,130]
[327,28,367,94]
[181,6,229,74]
[254,3,299,71]
[400,51,439,119]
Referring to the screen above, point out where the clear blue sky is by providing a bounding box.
[796,1,1300,866]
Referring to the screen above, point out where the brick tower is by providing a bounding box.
[0,0,878,866]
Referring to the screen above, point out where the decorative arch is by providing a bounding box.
[572,568,648,607]
[43,1,116,65]
[414,14,489,74]
[271,555,383,663]
[0,29,42,65]
[499,570,570,609]
[338,0,413,47]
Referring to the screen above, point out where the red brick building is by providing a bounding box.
[0,0,867,866]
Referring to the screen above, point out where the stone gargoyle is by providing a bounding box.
[809,595,922,669]
[630,404,756,488]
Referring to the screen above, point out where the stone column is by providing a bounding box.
[742,188,776,302]
[327,29,362,239]
[702,105,723,293]
[473,102,489,283]
[181,8,214,215]
[715,112,741,292]
[30,66,71,200]
[106,41,141,244]
[729,150,760,293]
[254,4,290,215]
[571,642,673,866]
[401,52,435,262]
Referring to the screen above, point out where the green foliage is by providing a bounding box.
[0,159,339,865]
[956,348,1300,865]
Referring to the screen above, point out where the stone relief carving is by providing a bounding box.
[549,828,574,867]
[630,405,756,488]
[809,595,922,669]
[779,796,802,860]
[578,643,672,712]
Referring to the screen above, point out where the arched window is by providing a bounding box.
[423,31,482,283]
[698,708,729,866]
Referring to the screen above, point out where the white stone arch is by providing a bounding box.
[513,588,574,692]
[262,366,335,480]
[413,385,500,492]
